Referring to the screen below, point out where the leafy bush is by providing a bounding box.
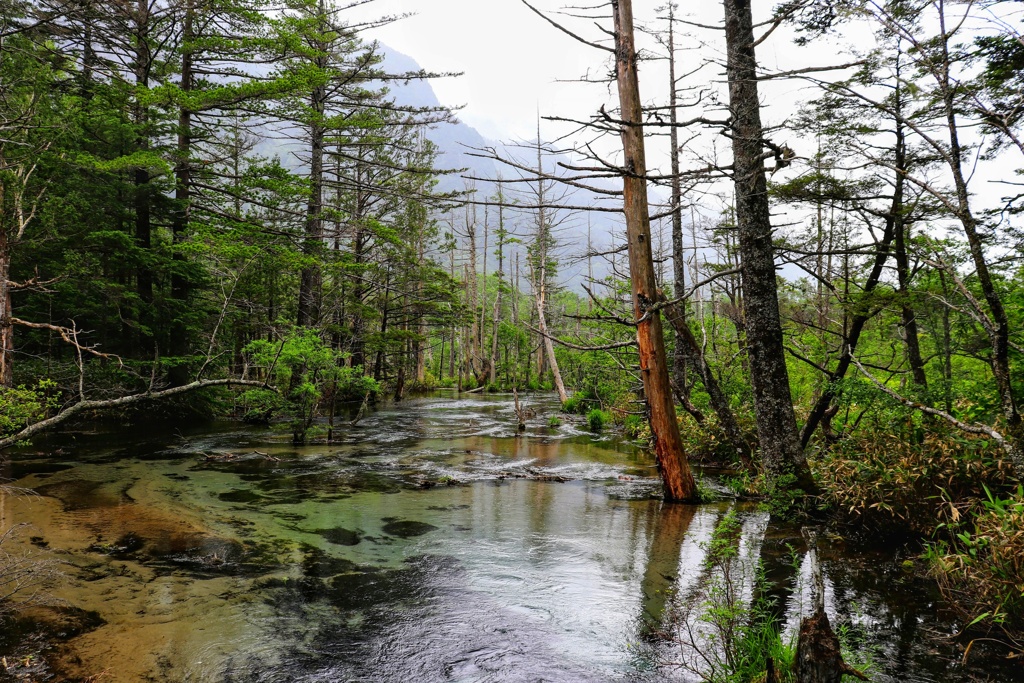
[0,380,58,440]
[676,410,756,467]
[238,388,284,424]
[925,485,1024,632]
[562,384,619,415]
[406,370,438,393]
[587,408,608,432]
[623,414,647,439]
[548,415,561,428]
[561,393,585,414]
[814,431,1012,533]
[243,330,380,443]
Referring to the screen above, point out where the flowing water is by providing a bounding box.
[0,393,1018,682]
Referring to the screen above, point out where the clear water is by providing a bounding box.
[0,393,1017,682]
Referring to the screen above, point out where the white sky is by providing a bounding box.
[353,0,620,141]
[347,1,1021,231]
[348,1,841,183]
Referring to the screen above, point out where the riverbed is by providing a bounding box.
[0,393,1017,682]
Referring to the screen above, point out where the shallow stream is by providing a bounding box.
[0,393,1018,682]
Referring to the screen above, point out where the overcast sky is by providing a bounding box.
[350,0,622,141]
[348,1,829,177]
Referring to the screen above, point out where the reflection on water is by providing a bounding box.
[0,394,1018,682]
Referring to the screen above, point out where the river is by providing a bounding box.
[0,393,1017,682]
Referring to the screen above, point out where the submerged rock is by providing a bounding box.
[381,519,438,538]
[315,527,362,546]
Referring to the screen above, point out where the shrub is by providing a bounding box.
[548,415,561,428]
[406,370,438,393]
[587,408,608,432]
[813,431,1012,533]
[623,414,647,439]
[925,484,1024,632]
[243,331,380,443]
[561,393,584,414]
[0,380,58,440]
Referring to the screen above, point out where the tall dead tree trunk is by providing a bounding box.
[665,3,690,405]
[531,129,568,403]
[723,0,815,492]
[612,0,696,502]
[489,184,506,386]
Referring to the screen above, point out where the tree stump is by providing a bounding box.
[794,528,868,683]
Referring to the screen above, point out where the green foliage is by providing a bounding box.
[622,414,647,440]
[0,380,58,439]
[695,476,721,503]
[760,472,811,519]
[723,471,757,498]
[547,415,561,428]
[238,388,284,425]
[587,408,609,432]
[561,393,585,414]
[925,485,1024,631]
[243,330,379,442]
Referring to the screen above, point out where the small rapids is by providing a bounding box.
[0,393,1018,682]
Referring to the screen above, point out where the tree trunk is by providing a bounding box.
[667,4,689,403]
[723,0,814,492]
[133,0,153,354]
[374,268,390,382]
[414,227,427,383]
[612,0,696,502]
[297,30,328,328]
[935,5,1020,439]
[0,231,12,387]
[532,130,567,402]
[489,194,504,386]
[534,274,567,402]
[350,227,367,371]
[168,0,193,386]
[895,221,928,391]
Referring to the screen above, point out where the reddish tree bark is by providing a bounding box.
[612,0,696,502]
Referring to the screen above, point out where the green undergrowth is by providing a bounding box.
[813,431,1012,533]
[923,484,1024,638]
[813,429,1022,646]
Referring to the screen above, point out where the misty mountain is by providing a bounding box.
[381,46,629,289]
